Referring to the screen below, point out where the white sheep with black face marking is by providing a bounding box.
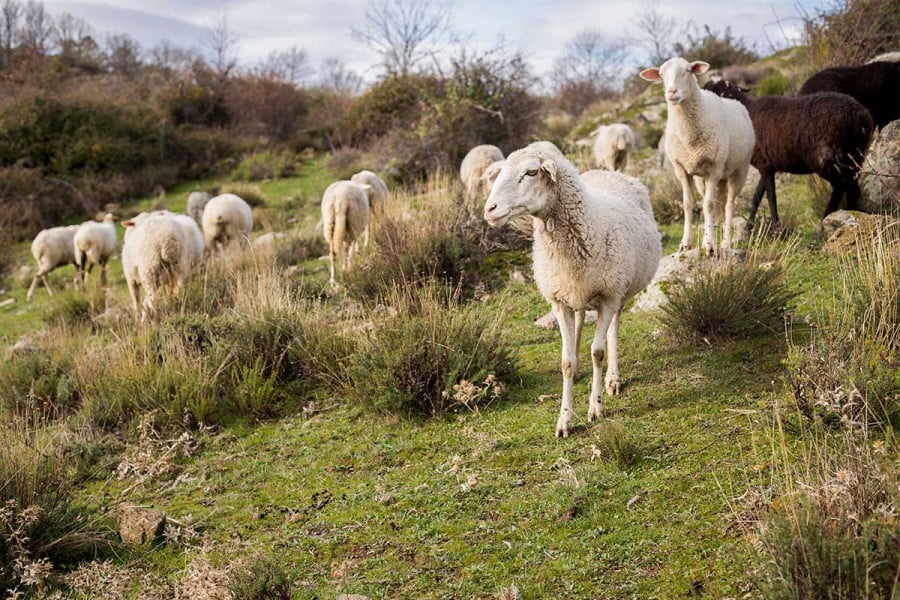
[484,141,661,437]
[26,225,81,300]
[640,57,754,255]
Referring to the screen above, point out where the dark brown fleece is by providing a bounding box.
[704,80,874,221]
[798,61,900,129]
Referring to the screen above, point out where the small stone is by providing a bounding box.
[117,505,166,546]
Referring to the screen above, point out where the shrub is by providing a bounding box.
[750,429,899,599]
[662,259,796,342]
[229,557,292,600]
[219,183,267,207]
[230,148,298,181]
[324,147,365,180]
[756,71,793,97]
[589,420,646,469]
[645,168,684,225]
[345,284,515,417]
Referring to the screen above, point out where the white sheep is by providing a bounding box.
[121,212,192,321]
[144,210,205,270]
[73,213,117,288]
[201,193,253,254]
[640,57,754,255]
[351,170,389,246]
[321,180,371,285]
[484,142,661,437]
[186,191,212,222]
[460,144,504,205]
[592,124,636,172]
[26,225,81,301]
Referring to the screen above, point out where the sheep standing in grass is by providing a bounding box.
[799,61,899,129]
[186,191,212,222]
[26,225,81,300]
[121,212,192,321]
[460,144,504,206]
[484,142,661,437]
[321,181,371,285]
[201,193,253,254]
[73,213,117,288]
[592,124,635,172]
[351,170,389,246]
[144,210,205,270]
[640,58,754,255]
[704,80,873,222]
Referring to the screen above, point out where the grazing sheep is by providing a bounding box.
[798,61,900,129]
[121,212,192,321]
[460,144,504,205]
[866,52,900,64]
[186,191,212,222]
[483,142,661,437]
[321,181,371,285]
[143,210,205,270]
[26,225,80,301]
[73,213,117,288]
[201,193,253,254]
[253,231,289,247]
[592,124,636,172]
[351,170,389,246]
[705,80,874,222]
[640,57,755,255]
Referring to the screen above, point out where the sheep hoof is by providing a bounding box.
[555,418,571,438]
[587,405,603,422]
[679,242,692,253]
[605,379,621,395]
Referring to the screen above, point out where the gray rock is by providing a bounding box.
[861,121,900,214]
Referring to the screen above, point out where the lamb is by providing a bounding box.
[186,191,212,222]
[591,124,636,172]
[798,61,900,129]
[201,193,253,254]
[460,144,504,206]
[640,57,755,255]
[704,80,873,222]
[73,213,117,288]
[121,212,192,321]
[321,180,371,285]
[483,141,661,437]
[26,225,81,300]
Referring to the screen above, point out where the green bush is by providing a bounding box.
[345,284,515,417]
[231,148,298,181]
[229,557,292,600]
[756,71,793,97]
[662,260,796,342]
[219,182,267,207]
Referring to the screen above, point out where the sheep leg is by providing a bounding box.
[823,177,845,217]
[748,179,766,223]
[553,302,577,438]
[701,176,719,256]
[328,247,337,285]
[42,274,53,297]
[673,166,696,251]
[99,262,107,288]
[573,309,585,376]
[723,178,738,251]
[604,307,623,396]
[587,303,617,422]
[763,172,779,224]
[845,179,860,211]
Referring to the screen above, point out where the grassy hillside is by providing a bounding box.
[0,153,897,598]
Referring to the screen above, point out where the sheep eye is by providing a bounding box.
[525,169,538,177]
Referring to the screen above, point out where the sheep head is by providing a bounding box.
[483,142,560,227]
[639,57,709,106]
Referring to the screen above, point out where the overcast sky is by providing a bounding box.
[44,0,825,81]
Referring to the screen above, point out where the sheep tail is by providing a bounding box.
[616,136,628,151]
[331,200,347,256]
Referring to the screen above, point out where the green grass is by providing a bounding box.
[3,151,892,597]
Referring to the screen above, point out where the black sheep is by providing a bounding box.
[798,61,900,129]
[704,80,873,222]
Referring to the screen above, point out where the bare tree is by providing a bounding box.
[551,30,626,116]
[632,0,678,65]
[319,57,362,95]
[0,0,22,67]
[257,45,312,86]
[352,0,452,75]
[148,39,197,72]
[204,13,238,77]
[20,0,53,55]
[105,33,142,77]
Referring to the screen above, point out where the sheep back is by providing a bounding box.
[460,144,504,199]
[32,225,79,270]
[122,216,190,294]
[201,193,253,250]
[799,61,900,128]
[350,170,389,210]
[321,181,370,247]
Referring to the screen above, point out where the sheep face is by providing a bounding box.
[640,57,709,106]
[483,151,556,227]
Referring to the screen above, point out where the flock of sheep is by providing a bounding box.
[22,52,898,435]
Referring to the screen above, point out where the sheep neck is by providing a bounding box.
[536,170,590,262]
[667,90,717,147]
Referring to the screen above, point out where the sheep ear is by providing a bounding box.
[358,183,372,192]
[639,67,661,82]
[690,61,710,75]
[540,159,557,183]
[122,220,135,228]
[482,166,502,183]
